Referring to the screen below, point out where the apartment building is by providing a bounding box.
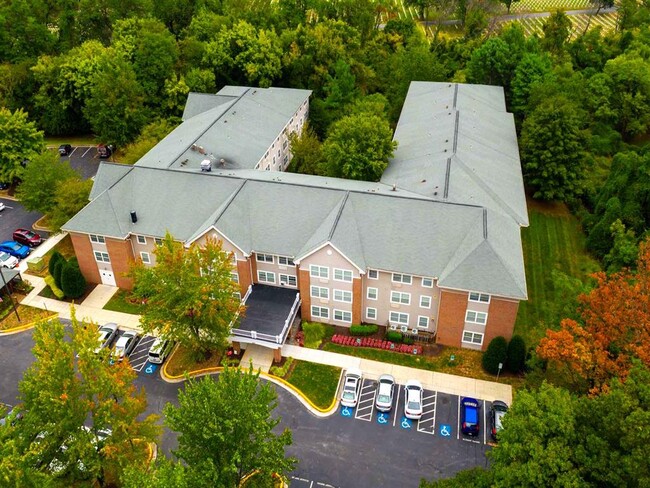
[63,82,528,353]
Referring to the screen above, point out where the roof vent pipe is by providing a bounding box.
[392,184,397,191]
[130,211,138,224]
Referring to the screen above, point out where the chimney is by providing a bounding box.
[130,211,138,223]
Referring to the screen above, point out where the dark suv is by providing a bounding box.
[13,228,43,247]
[58,144,72,156]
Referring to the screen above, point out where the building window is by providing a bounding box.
[90,234,105,244]
[392,273,412,285]
[334,289,352,303]
[333,268,353,282]
[257,271,275,284]
[469,292,490,303]
[334,310,352,323]
[389,311,409,325]
[422,277,433,288]
[420,296,431,309]
[283,155,288,165]
[230,253,237,264]
[231,272,239,284]
[154,238,163,246]
[390,291,410,305]
[418,316,429,328]
[367,287,378,300]
[280,274,297,287]
[366,307,377,320]
[140,252,150,264]
[283,140,288,149]
[465,310,488,325]
[310,286,329,299]
[256,253,273,263]
[310,265,328,279]
[94,251,110,263]
[462,331,484,345]
[137,235,146,244]
[368,269,378,280]
[311,306,329,319]
[278,256,295,266]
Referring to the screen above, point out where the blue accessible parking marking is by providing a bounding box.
[400,417,412,429]
[144,363,158,375]
[376,412,390,425]
[340,406,354,417]
[439,424,452,437]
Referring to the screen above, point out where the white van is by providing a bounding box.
[148,337,173,364]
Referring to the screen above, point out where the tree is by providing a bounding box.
[164,366,296,487]
[466,38,512,87]
[604,220,638,273]
[120,119,176,165]
[129,233,244,358]
[0,108,44,183]
[404,0,436,19]
[309,59,359,135]
[48,251,63,277]
[60,261,87,299]
[48,177,93,232]
[52,255,67,289]
[583,0,615,33]
[541,10,572,54]
[537,238,650,394]
[287,123,325,175]
[482,336,508,374]
[321,113,397,182]
[520,95,588,201]
[510,52,553,116]
[15,150,79,214]
[506,335,526,373]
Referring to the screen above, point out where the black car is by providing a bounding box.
[97,144,113,159]
[58,144,72,156]
[489,400,509,441]
[0,182,10,190]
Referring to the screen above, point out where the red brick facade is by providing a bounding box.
[236,259,252,296]
[435,290,468,348]
[105,238,135,289]
[352,277,362,324]
[484,298,519,345]
[70,232,101,285]
[298,269,311,320]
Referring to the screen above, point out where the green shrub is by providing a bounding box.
[482,336,508,375]
[403,336,415,345]
[349,324,378,336]
[52,256,67,289]
[60,262,87,299]
[269,357,294,378]
[302,322,327,349]
[385,330,403,343]
[44,275,65,299]
[506,335,527,373]
[48,251,63,277]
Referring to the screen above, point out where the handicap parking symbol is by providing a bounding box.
[340,406,353,417]
[439,424,452,437]
[400,417,412,429]
[377,412,390,425]
[144,363,158,375]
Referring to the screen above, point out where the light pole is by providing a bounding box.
[0,268,20,322]
[496,362,503,382]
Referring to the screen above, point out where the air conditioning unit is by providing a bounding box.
[400,326,408,333]
[389,324,397,330]
[411,328,418,335]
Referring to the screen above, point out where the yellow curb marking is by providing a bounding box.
[0,313,59,334]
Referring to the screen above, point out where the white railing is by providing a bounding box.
[242,284,253,304]
[231,292,301,345]
[277,292,301,345]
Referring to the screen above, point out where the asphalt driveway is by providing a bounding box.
[0,198,48,244]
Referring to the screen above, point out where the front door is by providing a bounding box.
[100,269,116,286]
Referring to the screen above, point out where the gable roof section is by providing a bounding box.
[88,163,132,200]
[182,92,239,120]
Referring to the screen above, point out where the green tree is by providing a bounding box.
[60,261,87,299]
[287,123,325,175]
[184,68,216,93]
[404,0,436,19]
[119,119,177,165]
[521,96,588,201]
[466,38,512,87]
[541,10,572,54]
[52,255,67,289]
[321,113,397,182]
[506,335,526,373]
[482,336,508,374]
[164,366,296,487]
[0,0,56,62]
[604,219,638,273]
[0,108,44,183]
[48,250,63,277]
[129,233,244,358]
[511,52,553,116]
[49,177,93,232]
[15,150,79,214]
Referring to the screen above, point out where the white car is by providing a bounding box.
[0,202,5,212]
[404,380,423,420]
[112,330,139,362]
[148,337,173,364]
[94,323,118,354]
[340,368,363,408]
[0,251,18,268]
[375,374,395,412]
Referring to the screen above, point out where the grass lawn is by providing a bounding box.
[44,135,97,147]
[165,344,223,377]
[25,234,76,278]
[515,199,600,347]
[103,289,145,315]
[284,361,341,409]
[0,304,57,330]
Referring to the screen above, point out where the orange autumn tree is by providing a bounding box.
[537,238,650,394]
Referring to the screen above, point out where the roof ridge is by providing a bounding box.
[328,192,349,241]
[482,240,527,298]
[438,211,484,280]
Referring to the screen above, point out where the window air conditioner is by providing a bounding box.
[400,326,408,333]
[411,329,418,335]
[389,324,397,330]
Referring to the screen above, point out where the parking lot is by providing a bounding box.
[109,330,159,374]
[56,145,102,180]
[0,198,48,244]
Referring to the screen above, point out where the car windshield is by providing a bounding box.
[24,231,35,238]
[377,394,391,404]
[342,391,355,400]
[407,401,420,410]
[465,407,478,424]
[495,411,506,430]
[10,243,20,251]
[0,254,9,262]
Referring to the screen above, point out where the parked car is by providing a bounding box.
[112,330,139,362]
[461,397,481,436]
[404,380,423,420]
[375,374,395,412]
[148,337,173,364]
[0,251,19,269]
[13,228,43,247]
[94,323,119,354]
[97,144,113,159]
[489,400,509,441]
[0,404,23,427]
[0,202,4,211]
[0,240,30,259]
[340,368,363,408]
[0,182,10,190]
[58,144,72,156]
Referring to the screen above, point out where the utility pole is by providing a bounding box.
[0,269,20,322]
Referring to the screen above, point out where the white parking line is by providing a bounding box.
[81,146,93,157]
[69,146,78,156]
[393,385,402,427]
[417,391,437,435]
[457,397,461,440]
[483,400,487,445]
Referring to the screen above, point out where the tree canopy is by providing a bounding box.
[0,108,44,182]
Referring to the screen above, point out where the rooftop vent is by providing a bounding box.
[201,159,212,172]
[191,144,198,151]
[130,211,138,224]
[392,184,397,191]
[198,146,206,155]
[219,158,226,167]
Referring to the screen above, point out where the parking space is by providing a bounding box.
[417,390,437,435]
[354,379,376,422]
[0,198,48,244]
[55,145,101,180]
[128,334,156,372]
[290,476,340,488]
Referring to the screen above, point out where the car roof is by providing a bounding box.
[406,388,421,402]
[100,323,118,330]
[405,379,422,389]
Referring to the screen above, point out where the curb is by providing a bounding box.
[32,216,52,232]
[0,313,59,335]
[0,193,17,201]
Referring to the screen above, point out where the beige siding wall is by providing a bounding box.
[129,234,160,266]
[253,252,298,289]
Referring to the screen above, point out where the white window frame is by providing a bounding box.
[310,286,329,299]
[333,268,353,282]
[280,274,297,287]
[278,256,295,267]
[333,289,352,303]
[390,291,411,305]
[417,316,429,329]
[469,292,491,303]
[333,309,352,323]
[367,287,378,300]
[422,277,433,288]
[154,237,163,246]
[366,307,377,320]
[90,234,105,244]
[140,252,150,264]
[137,235,146,245]
[462,330,484,345]
[465,310,488,325]
[231,272,239,284]
[392,273,412,285]
[257,270,275,284]
[389,311,409,325]
[367,269,378,280]
[420,295,431,309]
[310,265,328,279]
[256,253,274,263]
[94,251,110,263]
[311,306,329,319]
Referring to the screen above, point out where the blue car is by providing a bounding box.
[461,397,481,436]
[0,240,30,259]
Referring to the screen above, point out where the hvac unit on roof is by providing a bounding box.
[191,144,198,151]
[219,158,226,167]
[200,159,212,172]
[198,146,206,155]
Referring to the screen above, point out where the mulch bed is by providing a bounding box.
[38,283,98,303]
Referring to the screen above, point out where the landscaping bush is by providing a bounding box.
[48,250,63,277]
[60,262,87,299]
[302,322,327,349]
[403,336,415,345]
[482,336,508,374]
[44,275,65,299]
[52,256,67,289]
[506,335,527,373]
[349,324,378,336]
[269,357,294,378]
[385,330,402,343]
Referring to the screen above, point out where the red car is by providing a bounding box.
[12,228,43,247]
